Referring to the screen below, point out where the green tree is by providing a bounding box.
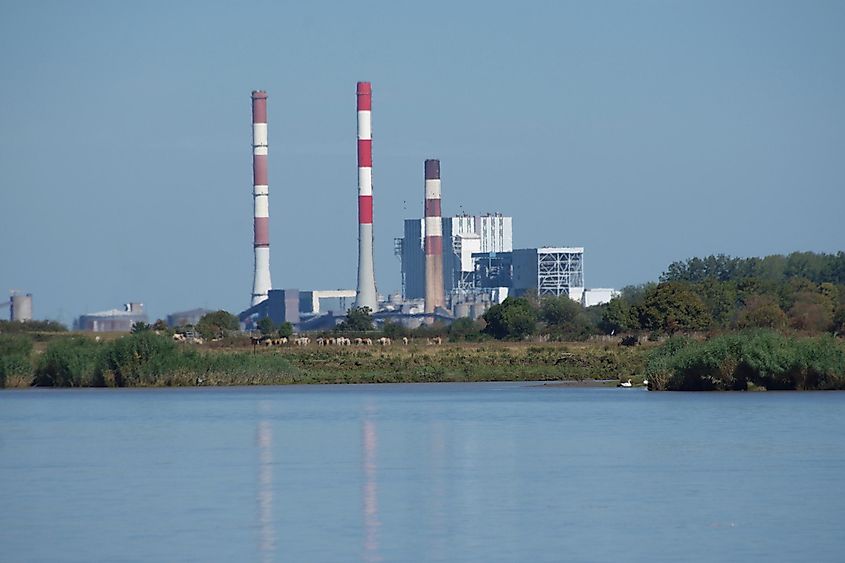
[788,291,835,333]
[482,297,537,339]
[152,319,168,332]
[736,295,787,330]
[599,297,637,334]
[449,317,482,341]
[637,282,711,334]
[539,296,595,339]
[340,306,373,332]
[277,322,294,339]
[196,310,240,340]
[257,317,275,336]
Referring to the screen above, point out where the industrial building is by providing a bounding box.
[3,291,33,322]
[512,247,585,300]
[396,213,513,300]
[76,303,148,332]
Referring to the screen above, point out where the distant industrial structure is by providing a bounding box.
[397,213,513,300]
[251,90,272,306]
[232,82,615,331]
[2,291,33,322]
[355,81,378,311]
[423,159,445,313]
[76,303,147,332]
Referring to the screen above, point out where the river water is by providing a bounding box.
[1,383,844,562]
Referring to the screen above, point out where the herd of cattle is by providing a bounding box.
[254,335,444,347]
[171,332,445,347]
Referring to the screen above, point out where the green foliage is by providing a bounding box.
[0,320,67,333]
[0,334,34,387]
[637,282,711,334]
[196,310,240,340]
[35,337,103,387]
[647,331,845,391]
[277,322,294,339]
[448,317,483,341]
[257,317,275,336]
[483,297,537,339]
[599,297,636,334]
[736,295,787,330]
[382,320,409,340]
[787,291,835,332]
[661,252,845,285]
[131,321,151,334]
[338,306,373,332]
[539,296,595,340]
[99,332,182,387]
[152,319,168,332]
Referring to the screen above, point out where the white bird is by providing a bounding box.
[620,379,633,388]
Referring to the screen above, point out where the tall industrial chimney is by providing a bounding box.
[424,159,445,313]
[355,81,377,311]
[251,90,272,306]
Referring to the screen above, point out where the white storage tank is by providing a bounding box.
[10,293,33,322]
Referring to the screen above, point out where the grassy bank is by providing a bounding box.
[0,332,648,388]
[646,330,845,391]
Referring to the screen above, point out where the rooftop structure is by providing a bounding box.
[76,303,148,332]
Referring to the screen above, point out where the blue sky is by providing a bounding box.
[1,1,843,323]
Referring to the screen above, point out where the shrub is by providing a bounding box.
[0,334,34,387]
[35,337,103,387]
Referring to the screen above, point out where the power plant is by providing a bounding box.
[233,82,615,330]
[355,81,378,311]
[251,90,272,306]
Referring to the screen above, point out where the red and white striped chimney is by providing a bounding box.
[355,81,377,310]
[251,90,272,306]
[424,159,445,313]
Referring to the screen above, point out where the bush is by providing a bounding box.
[647,330,845,391]
[0,334,34,387]
[449,317,483,342]
[99,332,182,387]
[35,337,103,387]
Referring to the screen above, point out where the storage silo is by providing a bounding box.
[10,293,33,322]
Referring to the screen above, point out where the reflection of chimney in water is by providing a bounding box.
[424,159,445,313]
[257,420,275,561]
[362,408,381,562]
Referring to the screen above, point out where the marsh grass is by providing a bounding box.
[646,330,845,391]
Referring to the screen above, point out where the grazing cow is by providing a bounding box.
[402,336,409,345]
[354,338,363,345]
[364,338,373,346]
[377,337,391,346]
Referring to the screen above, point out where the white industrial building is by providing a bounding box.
[76,303,148,332]
[396,213,512,300]
[581,288,620,307]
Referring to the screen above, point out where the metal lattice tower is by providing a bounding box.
[537,248,584,297]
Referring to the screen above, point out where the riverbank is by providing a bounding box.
[0,332,649,388]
